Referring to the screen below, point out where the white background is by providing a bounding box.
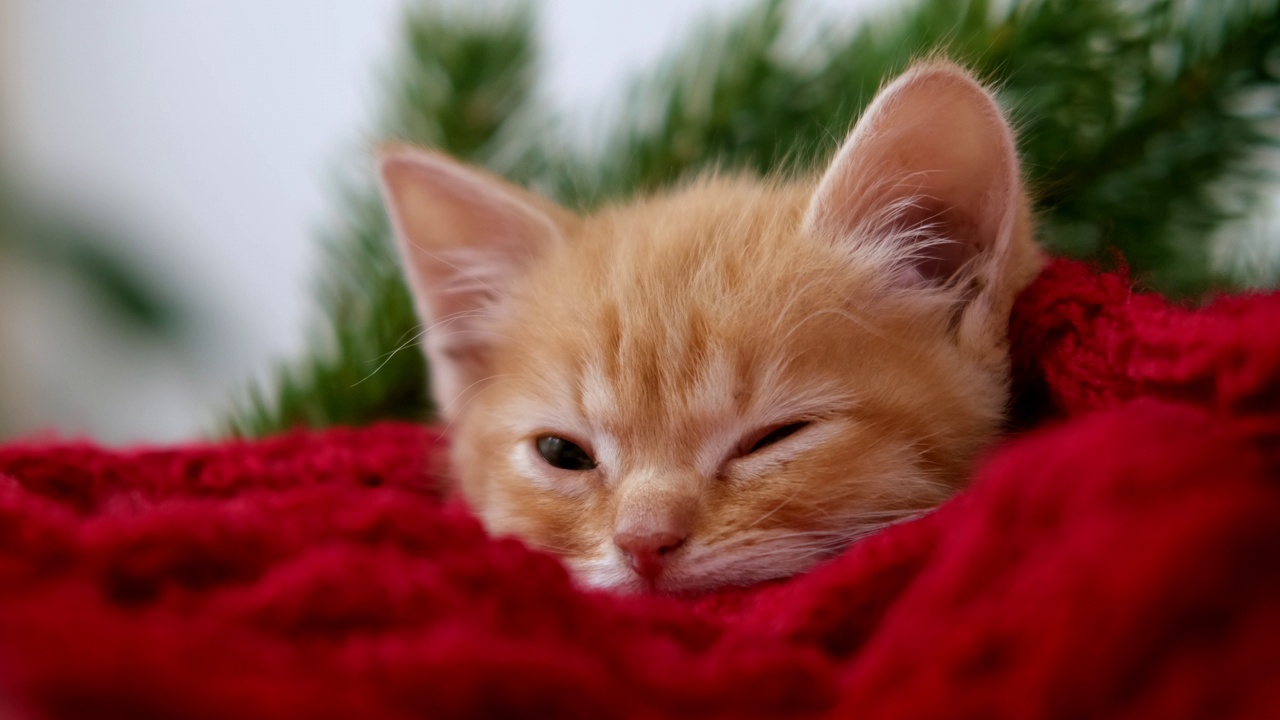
[3,0,1273,444]
[0,0,880,443]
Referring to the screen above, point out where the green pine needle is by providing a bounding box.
[222,0,1280,438]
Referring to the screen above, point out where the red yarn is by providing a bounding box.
[1,259,1278,719]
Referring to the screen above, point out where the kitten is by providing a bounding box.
[378,63,1042,594]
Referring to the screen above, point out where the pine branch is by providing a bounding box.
[542,0,1280,292]
[222,0,1280,437]
[222,3,537,436]
[1000,0,1280,294]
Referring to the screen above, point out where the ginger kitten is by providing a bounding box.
[378,63,1042,593]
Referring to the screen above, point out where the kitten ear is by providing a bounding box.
[378,146,573,419]
[805,62,1031,291]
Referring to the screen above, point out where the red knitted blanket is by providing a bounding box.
[2,259,1278,719]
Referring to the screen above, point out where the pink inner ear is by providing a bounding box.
[881,199,983,287]
[378,148,564,321]
[804,64,1020,287]
[377,147,568,418]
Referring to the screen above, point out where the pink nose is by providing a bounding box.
[614,530,687,581]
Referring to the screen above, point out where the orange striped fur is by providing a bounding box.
[380,63,1042,592]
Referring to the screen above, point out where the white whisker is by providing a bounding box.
[441,376,519,432]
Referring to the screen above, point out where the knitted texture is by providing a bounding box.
[1,259,1277,719]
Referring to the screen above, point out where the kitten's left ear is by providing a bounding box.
[805,62,1038,295]
[378,146,575,419]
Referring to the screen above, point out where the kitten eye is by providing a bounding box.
[742,421,810,456]
[535,435,597,471]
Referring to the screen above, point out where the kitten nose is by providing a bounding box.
[614,530,687,581]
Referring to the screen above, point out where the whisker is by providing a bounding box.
[440,375,520,431]
[349,325,429,388]
[524,540,586,556]
[741,485,805,532]
[350,307,509,388]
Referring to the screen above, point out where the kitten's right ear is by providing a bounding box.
[377,145,573,419]
[805,63,1034,297]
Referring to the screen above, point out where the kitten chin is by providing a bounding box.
[379,62,1043,593]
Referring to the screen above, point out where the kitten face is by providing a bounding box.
[380,63,1042,593]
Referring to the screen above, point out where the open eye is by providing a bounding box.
[741,421,810,456]
[535,435,597,471]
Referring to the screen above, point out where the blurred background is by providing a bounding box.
[2,0,1278,444]
[0,0,872,443]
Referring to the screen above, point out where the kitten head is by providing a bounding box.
[379,63,1041,593]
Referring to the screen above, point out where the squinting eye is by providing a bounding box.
[743,421,810,456]
[536,436,597,471]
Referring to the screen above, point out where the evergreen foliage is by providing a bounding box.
[226,5,536,435]
[223,0,1280,437]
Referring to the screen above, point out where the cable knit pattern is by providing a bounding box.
[1,259,1277,719]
